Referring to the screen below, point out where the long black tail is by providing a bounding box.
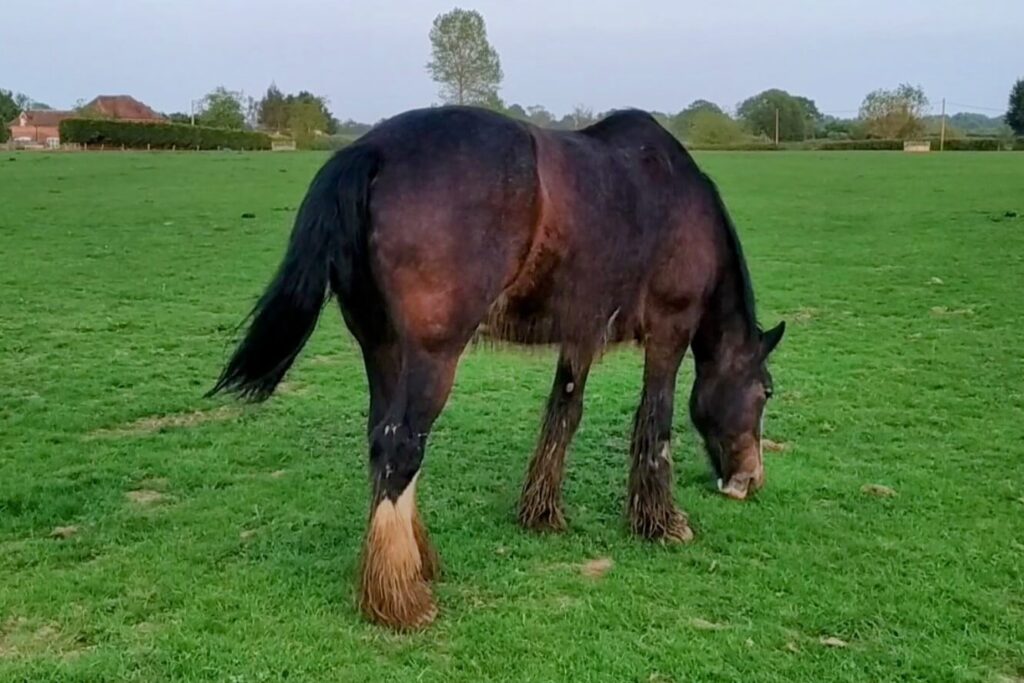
[209,145,379,401]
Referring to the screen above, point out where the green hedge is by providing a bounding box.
[687,141,781,151]
[690,139,905,151]
[1014,138,1024,151]
[304,133,357,151]
[59,119,271,150]
[938,138,1002,151]
[811,139,903,151]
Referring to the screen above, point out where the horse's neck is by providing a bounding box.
[692,267,754,367]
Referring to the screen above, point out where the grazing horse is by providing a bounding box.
[211,106,785,630]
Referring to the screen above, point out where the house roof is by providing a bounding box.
[6,110,76,128]
[83,95,165,121]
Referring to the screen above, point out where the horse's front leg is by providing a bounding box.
[628,341,694,543]
[519,345,593,532]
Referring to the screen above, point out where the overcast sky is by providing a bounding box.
[4,0,1020,120]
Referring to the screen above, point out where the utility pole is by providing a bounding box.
[774,108,780,146]
[939,98,946,152]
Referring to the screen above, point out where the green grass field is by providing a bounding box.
[1,150,1022,682]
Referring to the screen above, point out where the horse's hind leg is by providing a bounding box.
[359,345,457,629]
[361,341,440,584]
[628,340,694,543]
[519,345,593,532]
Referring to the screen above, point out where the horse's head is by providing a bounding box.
[689,321,785,500]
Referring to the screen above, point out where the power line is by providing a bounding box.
[947,101,1005,113]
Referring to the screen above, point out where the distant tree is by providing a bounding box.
[243,95,259,130]
[669,99,724,140]
[12,92,50,111]
[0,89,16,142]
[336,119,373,137]
[686,109,746,145]
[794,96,823,137]
[166,112,191,124]
[480,91,506,113]
[504,103,528,120]
[426,8,503,106]
[1,89,18,120]
[1006,78,1024,135]
[525,104,554,127]
[288,99,329,147]
[258,83,289,132]
[737,89,813,142]
[858,84,929,139]
[567,104,595,129]
[199,87,245,129]
[285,91,337,134]
[946,112,1007,136]
[647,110,672,129]
[820,116,858,139]
[925,117,964,139]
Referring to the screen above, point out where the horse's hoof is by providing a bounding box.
[631,507,694,544]
[717,473,763,500]
[360,577,437,631]
[518,501,567,533]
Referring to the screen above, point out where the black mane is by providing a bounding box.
[701,173,759,335]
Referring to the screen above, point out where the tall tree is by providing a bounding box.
[288,100,329,147]
[504,103,528,120]
[258,84,289,132]
[285,91,337,134]
[12,92,50,111]
[687,109,746,145]
[525,105,554,127]
[567,104,595,129]
[794,96,823,137]
[426,8,503,106]
[1006,78,1024,135]
[199,87,245,129]
[669,99,724,140]
[737,89,813,142]
[0,89,18,142]
[858,83,929,139]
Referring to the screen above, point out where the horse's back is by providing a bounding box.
[359,107,542,350]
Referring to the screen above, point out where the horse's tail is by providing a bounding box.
[209,145,380,401]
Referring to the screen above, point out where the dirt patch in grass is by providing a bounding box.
[789,308,818,324]
[763,438,788,453]
[819,636,849,648]
[126,489,168,505]
[861,484,897,497]
[276,381,308,396]
[689,617,729,631]
[580,557,614,579]
[930,306,975,317]
[49,525,79,540]
[88,405,241,438]
[0,618,89,660]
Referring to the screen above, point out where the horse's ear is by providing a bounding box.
[760,321,786,357]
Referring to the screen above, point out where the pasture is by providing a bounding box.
[1,150,1022,681]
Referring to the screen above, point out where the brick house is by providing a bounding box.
[6,110,75,146]
[6,95,165,146]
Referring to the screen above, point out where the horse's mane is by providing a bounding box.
[701,173,760,335]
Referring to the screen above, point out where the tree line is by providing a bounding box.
[4,7,1023,146]
[422,9,1021,144]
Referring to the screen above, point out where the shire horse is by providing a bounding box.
[211,106,785,630]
